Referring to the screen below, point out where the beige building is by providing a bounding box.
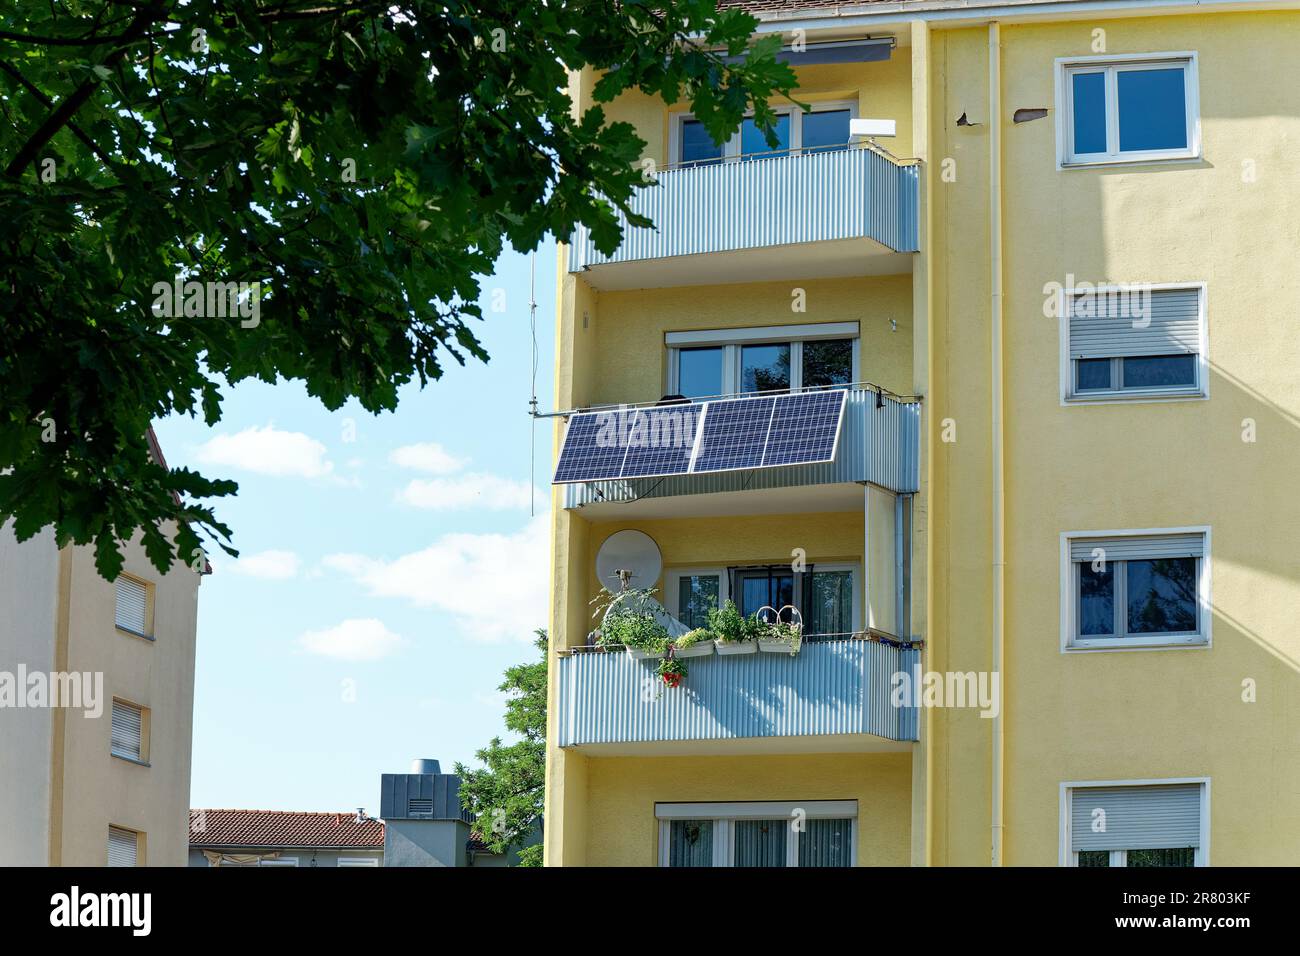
[0,432,201,866]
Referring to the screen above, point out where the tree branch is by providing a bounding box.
[0,60,117,169]
[3,2,166,179]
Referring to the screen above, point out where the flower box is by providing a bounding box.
[673,641,714,659]
[626,646,662,661]
[758,639,799,655]
[714,639,757,656]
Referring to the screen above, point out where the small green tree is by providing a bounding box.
[456,629,547,866]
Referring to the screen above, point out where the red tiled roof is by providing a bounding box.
[190,809,385,849]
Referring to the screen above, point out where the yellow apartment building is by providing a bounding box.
[544,0,1300,866]
[0,431,202,866]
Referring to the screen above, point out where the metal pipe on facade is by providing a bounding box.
[988,20,1006,868]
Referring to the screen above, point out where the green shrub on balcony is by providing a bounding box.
[708,600,762,644]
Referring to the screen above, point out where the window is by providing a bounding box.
[657,801,856,867]
[1061,285,1205,402]
[806,568,855,636]
[741,343,791,393]
[108,826,140,867]
[676,346,724,399]
[669,564,858,636]
[666,323,858,399]
[1058,54,1199,165]
[674,102,857,166]
[1062,529,1209,650]
[337,856,380,867]
[111,699,145,762]
[679,118,723,166]
[736,567,795,620]
[114,574,151,637]
[670,571,724,630]
[1065,781,1207,866]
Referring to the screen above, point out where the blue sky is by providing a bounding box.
[154,242,556,814]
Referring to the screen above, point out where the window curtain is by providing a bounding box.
[798,818,852,867]
[668,820,713,867]
[733,820,787,867]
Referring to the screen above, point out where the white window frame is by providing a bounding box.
[656,800,857,867]
[669,100,860,166]
[1060,527,1211,652]
[336,855,381,867]
[666,322,860,399]
[1060,778,1210,867]
[1058,282,1207,405]
[1055,52,1201,168]
[800,562,863,636]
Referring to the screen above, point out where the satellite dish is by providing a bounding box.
[595,529,663,592]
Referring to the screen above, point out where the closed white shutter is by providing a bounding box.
[1069,287,1201,359]
[115,577,148,634]
[1071,784,1202,852]
[1069,533,1205,563]
[111,700,143,760]
[108,826,138,867]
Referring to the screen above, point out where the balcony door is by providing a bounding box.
[735,567,795,622]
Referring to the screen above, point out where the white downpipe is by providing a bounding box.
[989,20,1006,868]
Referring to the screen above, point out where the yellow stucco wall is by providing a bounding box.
[927,12,1300,865]
[582,752,912,866]
[607,49,916,169]
[584,275,915,408]
[584,512,865,614]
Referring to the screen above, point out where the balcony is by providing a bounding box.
[562,386,920,514]
[557,638,919,753]
[567,144,920,290]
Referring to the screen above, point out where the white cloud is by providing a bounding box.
[389,442,467,474]
[298,618,405,661]
[322,514,549,642]
[396,473,537,511]
[196,424,334,479]
[227,549,301,581]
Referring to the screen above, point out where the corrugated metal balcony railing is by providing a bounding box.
[562,387,920,510]
[567,144,920,272]
[557,638,920,747]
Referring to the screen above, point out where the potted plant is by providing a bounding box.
[657,655,687,688]
[603,612,669,659]
[592,586,670,659]
[708,600,759,656]
[757,619,803,655]
[757,605,803,655]
[671,627,717,659]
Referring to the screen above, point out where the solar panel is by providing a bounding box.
[553,410,630,483]
[691,396,776,473]
[553,391,850,484]
[619,406,701,478]
[762,390,846,467]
